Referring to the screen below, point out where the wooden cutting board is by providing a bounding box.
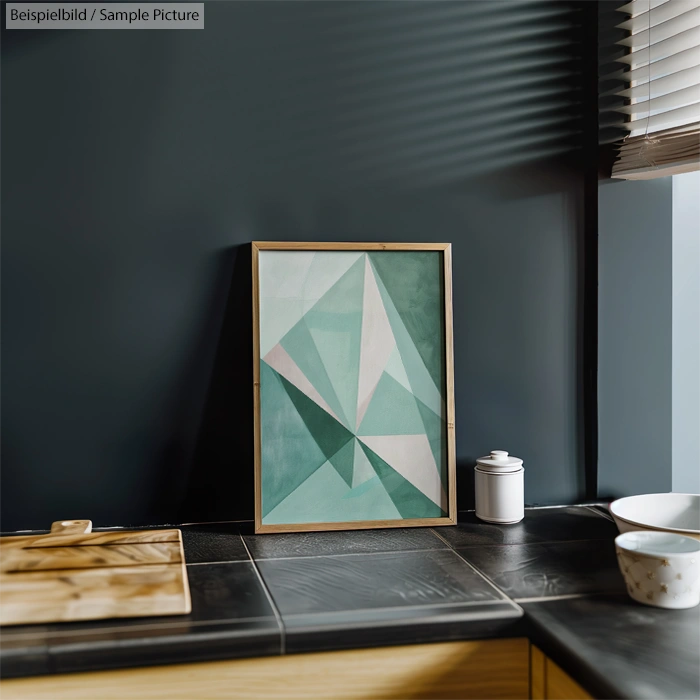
[0,520,191,626]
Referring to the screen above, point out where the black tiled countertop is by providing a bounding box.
[2,506,699,700]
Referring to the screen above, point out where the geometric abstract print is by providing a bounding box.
[259,250,447,525]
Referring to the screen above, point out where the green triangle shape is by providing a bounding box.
[304,255,365,431]
[340,475,402,520]
[263,459,402,524]
[368,257,444,419]
[328,437,355,488]
[369,251,445,393]
[280,317,350,429]
[263,461,351,525]
[358,440,444,519]
[345,473,380,499]
[357,372,426,436]
[279,373,355,466]
[414,396,447,489]
[260,361,328,517]
[352,438,376,487]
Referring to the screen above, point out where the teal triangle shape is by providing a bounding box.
[263,459,402,524]
[278,372,355,465]
[352,438,376,487]
[357,371,426,436]
[368,257,444,418]
[358,440,444,519]
[414,396,447,489]
[260,361,328,517]
[280,317,350,429]
[303,255,365,432]
[340,474,402,520]
[344,473,380,499]
[369,251,445,393]
[263,461,351,525]
[328,437,355,488]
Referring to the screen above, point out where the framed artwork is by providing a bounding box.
[252,242,456,533]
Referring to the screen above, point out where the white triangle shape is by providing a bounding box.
[356,257,397,428]
[263,343,343,424]
[358,434,447,510]
[259,251,363,356]
[301,252,363,314]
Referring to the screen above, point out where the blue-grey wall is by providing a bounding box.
[598,178,673,498]
[672,171,700,494]
[1,1,596,531]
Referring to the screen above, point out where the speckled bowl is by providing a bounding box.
[616,531,700,609]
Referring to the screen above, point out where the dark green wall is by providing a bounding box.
[1,1,596,530]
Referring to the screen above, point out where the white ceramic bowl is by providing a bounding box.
[615,531,700,609]
[610,493,700,540]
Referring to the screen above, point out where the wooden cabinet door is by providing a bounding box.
[531,645,593,700]
[1,638,529,700]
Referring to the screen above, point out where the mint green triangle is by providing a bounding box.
[352,438,376,487]
[300,252,364,313]
[263,461,350,525]
[328,437,355,488]
[368,258,444,419]
[340,476,402,520]
[280,317,350,429]
[369,251,444,393]
[260,361,328,517]
[343,474,381,499]
[358,441,444,519]
[304,256,365,432]
[279,373,354,466]
[414,396,448,489]
[259,297,305,359]
[384,344,412,393]
[357,372,426,436]
[263,460,401,524]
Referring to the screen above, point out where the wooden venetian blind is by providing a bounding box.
[606,0,700,179]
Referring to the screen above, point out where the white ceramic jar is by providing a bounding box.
[474,450,524,524]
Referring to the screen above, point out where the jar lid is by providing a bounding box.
[475,450,523,473]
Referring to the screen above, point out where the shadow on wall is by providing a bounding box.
[177,246,254,523]
[228,0,586,188]
[1,1,594,529]
[3,1,586,187]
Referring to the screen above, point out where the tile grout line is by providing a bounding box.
[432,517,617,550]
[240,535,287,655]
[431,528,523,612]
[452,537,617,550]
[429,527,452,547]
[515,588,626,604]
[514,593,594,604]
[241,545,450,563]
[186,559,251,567]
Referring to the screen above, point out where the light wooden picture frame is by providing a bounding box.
[252,242,456,533]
